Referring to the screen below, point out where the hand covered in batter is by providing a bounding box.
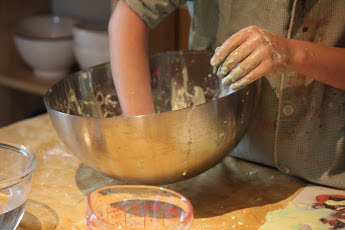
[210,26,291,91]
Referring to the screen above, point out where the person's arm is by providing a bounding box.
[108,0,155,116]
[289,39,345,90]
[210,26,345,91]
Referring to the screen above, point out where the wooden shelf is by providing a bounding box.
[0,0,52,96]
[0,3,190,97]
[0,68,63,96]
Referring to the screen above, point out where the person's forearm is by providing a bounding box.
[108,0,155,116]
[289,39,345,90]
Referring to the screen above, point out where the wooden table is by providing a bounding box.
[0,114,306,229]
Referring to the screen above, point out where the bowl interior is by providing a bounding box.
[73,21,108,34]
[14,15,76,39]
[45,51,231,117]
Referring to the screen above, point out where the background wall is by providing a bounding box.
[52,0,112,24]
[0,0,51,127]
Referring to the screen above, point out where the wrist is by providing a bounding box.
[286,39,312,75]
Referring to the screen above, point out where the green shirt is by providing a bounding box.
[125,0,345,189]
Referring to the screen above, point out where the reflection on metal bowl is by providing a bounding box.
[44,51,260,185]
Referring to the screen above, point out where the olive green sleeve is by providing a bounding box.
[124,0,188,28]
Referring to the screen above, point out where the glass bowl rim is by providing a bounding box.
[87,184,194,227]
[0,140,37,189]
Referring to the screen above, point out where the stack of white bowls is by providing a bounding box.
[13,15,76,79]
[72,22,110,69]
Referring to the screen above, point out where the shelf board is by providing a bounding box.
[0,68,64,96]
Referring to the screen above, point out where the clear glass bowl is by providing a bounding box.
[86,185,194,229]
[0,141,37,230]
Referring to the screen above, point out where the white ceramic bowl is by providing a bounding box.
[72,22,109,69]
[13,15,76,79]
[73,45,110,70]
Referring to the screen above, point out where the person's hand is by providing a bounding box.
[210,26,292,91]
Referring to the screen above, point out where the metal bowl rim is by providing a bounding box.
[44,50,235,119]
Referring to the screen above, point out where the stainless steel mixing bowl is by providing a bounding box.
[44,50,260,185]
